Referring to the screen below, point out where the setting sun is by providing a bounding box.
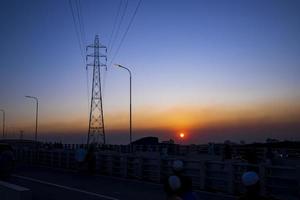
[179,133,185,138]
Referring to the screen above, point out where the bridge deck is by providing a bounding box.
[8,165,235,200]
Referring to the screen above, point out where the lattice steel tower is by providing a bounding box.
[86,35,107,145]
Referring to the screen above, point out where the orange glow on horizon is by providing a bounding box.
[13,100,300,134]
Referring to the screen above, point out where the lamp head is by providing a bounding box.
[114,64,122,67]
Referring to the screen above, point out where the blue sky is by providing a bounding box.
[0,0,299,143]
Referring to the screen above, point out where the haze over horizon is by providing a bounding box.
[0,0,300,144]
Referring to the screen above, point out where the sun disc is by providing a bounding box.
[180,133,185,138]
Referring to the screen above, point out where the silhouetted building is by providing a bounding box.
[132,137,159,145]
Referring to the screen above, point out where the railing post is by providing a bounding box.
[259,163,267,196]
[65,151,68,169]
[121,155,127,178]
[226,161,234,194]
[157,158,161,182]
[59,151,62,168]
[296,166,300,199]
[199,160,206,190]
[133,157,142,179]
[30,150,33,164]
[51,151,54,167]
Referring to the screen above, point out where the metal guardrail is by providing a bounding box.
[14,149,300,200]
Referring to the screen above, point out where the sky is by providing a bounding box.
[0,0,300,144]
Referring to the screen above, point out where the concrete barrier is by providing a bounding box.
[15,149,300,199]
[0,181,32,200]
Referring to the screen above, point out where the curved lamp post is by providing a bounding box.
[114,64,132,150]
[0,109,5,138]
[25,96,39,143]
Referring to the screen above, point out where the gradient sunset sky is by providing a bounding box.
[0,0,299,144]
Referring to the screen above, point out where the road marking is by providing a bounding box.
[12,174,119,200]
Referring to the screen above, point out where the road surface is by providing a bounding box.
[8,165,236,200]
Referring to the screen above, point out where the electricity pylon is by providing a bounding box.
[86,35,107,146]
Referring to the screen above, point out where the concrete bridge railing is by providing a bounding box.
[14,149,300,200]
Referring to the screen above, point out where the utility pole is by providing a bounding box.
[25,96,39,143]
[0,109,5,138]
[86,35,107,146]
[114,64,133,151]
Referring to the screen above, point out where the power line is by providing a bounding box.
[103,0,127,100]
[68,0,85,64]
[74,0,90,107]
[110,0,142,66]
[107,0,123,52]
[104,1,124,99]
[108,0,129,57]
[68,0,90,115]
[85,68,90,111]
[76,0,86,47]
[77,0,90,115]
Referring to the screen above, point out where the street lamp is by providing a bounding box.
[0,109,5,138]
[25,96,39,143]
[114,64,132,150]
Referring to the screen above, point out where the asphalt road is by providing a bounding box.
[8,165,236,200]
